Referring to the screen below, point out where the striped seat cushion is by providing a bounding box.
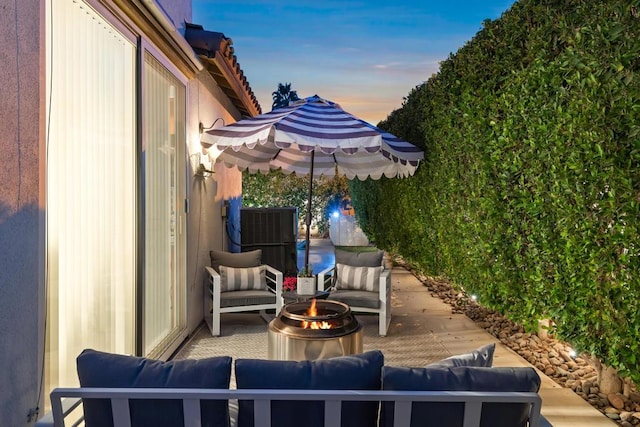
[335,263,383,292]
[219,265,266,292]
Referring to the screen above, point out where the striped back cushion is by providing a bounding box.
[335,263,383,292]
[220,265,266,292]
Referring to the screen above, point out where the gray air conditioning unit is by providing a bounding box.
[240,208,298,276]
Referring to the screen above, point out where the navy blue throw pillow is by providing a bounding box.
[235,350,384,427]
[381,366,540,427]
[76,349,232,427]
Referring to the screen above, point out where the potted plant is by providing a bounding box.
[283,277,297,292]
[296,266,316,295]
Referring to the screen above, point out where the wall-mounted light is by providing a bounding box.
[199,117,225,135]
[192,152,214,178]
[195,163,214,178]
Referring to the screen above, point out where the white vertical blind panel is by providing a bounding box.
[143,53,185,355]
[46,0,136,393]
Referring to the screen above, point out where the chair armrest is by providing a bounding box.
[265,265,284,312]
[204,265,220,279]
[204,266,221,290]
[380,268,391,297]
[317,265,335,291]
[265,265,283,294]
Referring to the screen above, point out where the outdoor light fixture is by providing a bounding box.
[192,153,214,178]
[569,348,577,358]
[195,163,214,178]
[332,211,340,218]
[199,117,225,135]
[471,294,478,301]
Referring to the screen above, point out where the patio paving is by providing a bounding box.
[177,238,616,427]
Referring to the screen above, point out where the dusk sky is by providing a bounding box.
[192,1,517,125]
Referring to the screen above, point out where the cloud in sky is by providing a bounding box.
[191,0,516,124]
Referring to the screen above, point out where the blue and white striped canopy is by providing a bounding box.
[201,95,424,180]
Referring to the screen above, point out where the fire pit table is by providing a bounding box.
[267,299,363,361]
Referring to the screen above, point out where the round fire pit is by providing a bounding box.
[268,300,363,360]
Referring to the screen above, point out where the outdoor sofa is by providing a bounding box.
[36,344,552,427]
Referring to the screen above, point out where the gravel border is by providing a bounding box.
[400,261,640,427]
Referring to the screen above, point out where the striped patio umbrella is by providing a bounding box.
[201,95,424,273]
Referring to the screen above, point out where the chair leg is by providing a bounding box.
[379,269,392,336]
[211,311,221,336]
[204,284,218,336]
[379,312,388,337]
[211,287,221,336]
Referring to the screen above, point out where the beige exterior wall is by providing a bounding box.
[0,0,245,423]
[185,70,243,332]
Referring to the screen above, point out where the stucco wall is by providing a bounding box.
[0,0,45,425]
[185,71,243,333]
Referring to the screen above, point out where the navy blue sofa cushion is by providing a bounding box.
[235,350,384,427]
[76,349,232,427]
[381,366,541,427]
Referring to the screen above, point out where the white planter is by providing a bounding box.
[297,276,316,295]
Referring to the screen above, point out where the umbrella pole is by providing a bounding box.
[304,151,315,274]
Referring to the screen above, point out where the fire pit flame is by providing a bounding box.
[301,299,335,330]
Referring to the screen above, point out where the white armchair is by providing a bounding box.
[317,249,392,336]
[204,250,284,336]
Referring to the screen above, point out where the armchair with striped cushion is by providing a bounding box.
[317,249,392,336]
[204,249,284,336]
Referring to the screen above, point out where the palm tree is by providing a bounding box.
[271,82,300,110]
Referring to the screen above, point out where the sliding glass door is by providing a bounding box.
[45,0,137,390]
[45,0,188,401]
[143,53,186,357]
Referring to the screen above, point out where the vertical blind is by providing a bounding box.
[143,53,186,356]
[46,0,136,392]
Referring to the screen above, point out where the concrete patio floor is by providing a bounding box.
[182,238,616,427]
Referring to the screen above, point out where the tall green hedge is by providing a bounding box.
[352,0,640,381]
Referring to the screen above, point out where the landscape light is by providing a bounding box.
[332,211,340,218]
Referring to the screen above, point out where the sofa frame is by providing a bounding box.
[36,387,549,427]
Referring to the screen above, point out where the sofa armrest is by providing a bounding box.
[34,395,82,427]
